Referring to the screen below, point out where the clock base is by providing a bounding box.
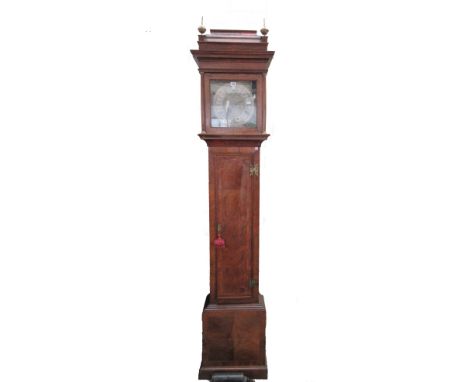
[199,294,268,380]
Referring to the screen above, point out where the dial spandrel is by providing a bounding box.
[210,80,257,128]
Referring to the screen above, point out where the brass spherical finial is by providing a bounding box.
[198,16,206,34]
[260,18,269,36]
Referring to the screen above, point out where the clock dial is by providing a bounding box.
[210,80,257,128]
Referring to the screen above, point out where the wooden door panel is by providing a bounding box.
[213,152,256,303]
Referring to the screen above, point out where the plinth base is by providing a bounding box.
[199,294,267,380]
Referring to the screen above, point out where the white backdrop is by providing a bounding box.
[1,1,467,381]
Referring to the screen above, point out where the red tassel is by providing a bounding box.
[214,234,225,248]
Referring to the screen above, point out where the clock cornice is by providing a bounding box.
[191,29,275,73]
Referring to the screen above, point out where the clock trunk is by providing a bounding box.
[209,146,260,305]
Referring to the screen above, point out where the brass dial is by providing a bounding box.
[210,81,256,128]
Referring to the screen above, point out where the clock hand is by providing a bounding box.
[225,99,230,127]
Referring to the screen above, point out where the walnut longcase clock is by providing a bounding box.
[191,29,274,381]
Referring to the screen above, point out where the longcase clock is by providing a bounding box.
[191,28,274,381]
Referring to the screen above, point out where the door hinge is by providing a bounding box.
[249,163,259,176]
[249,279,258,288]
